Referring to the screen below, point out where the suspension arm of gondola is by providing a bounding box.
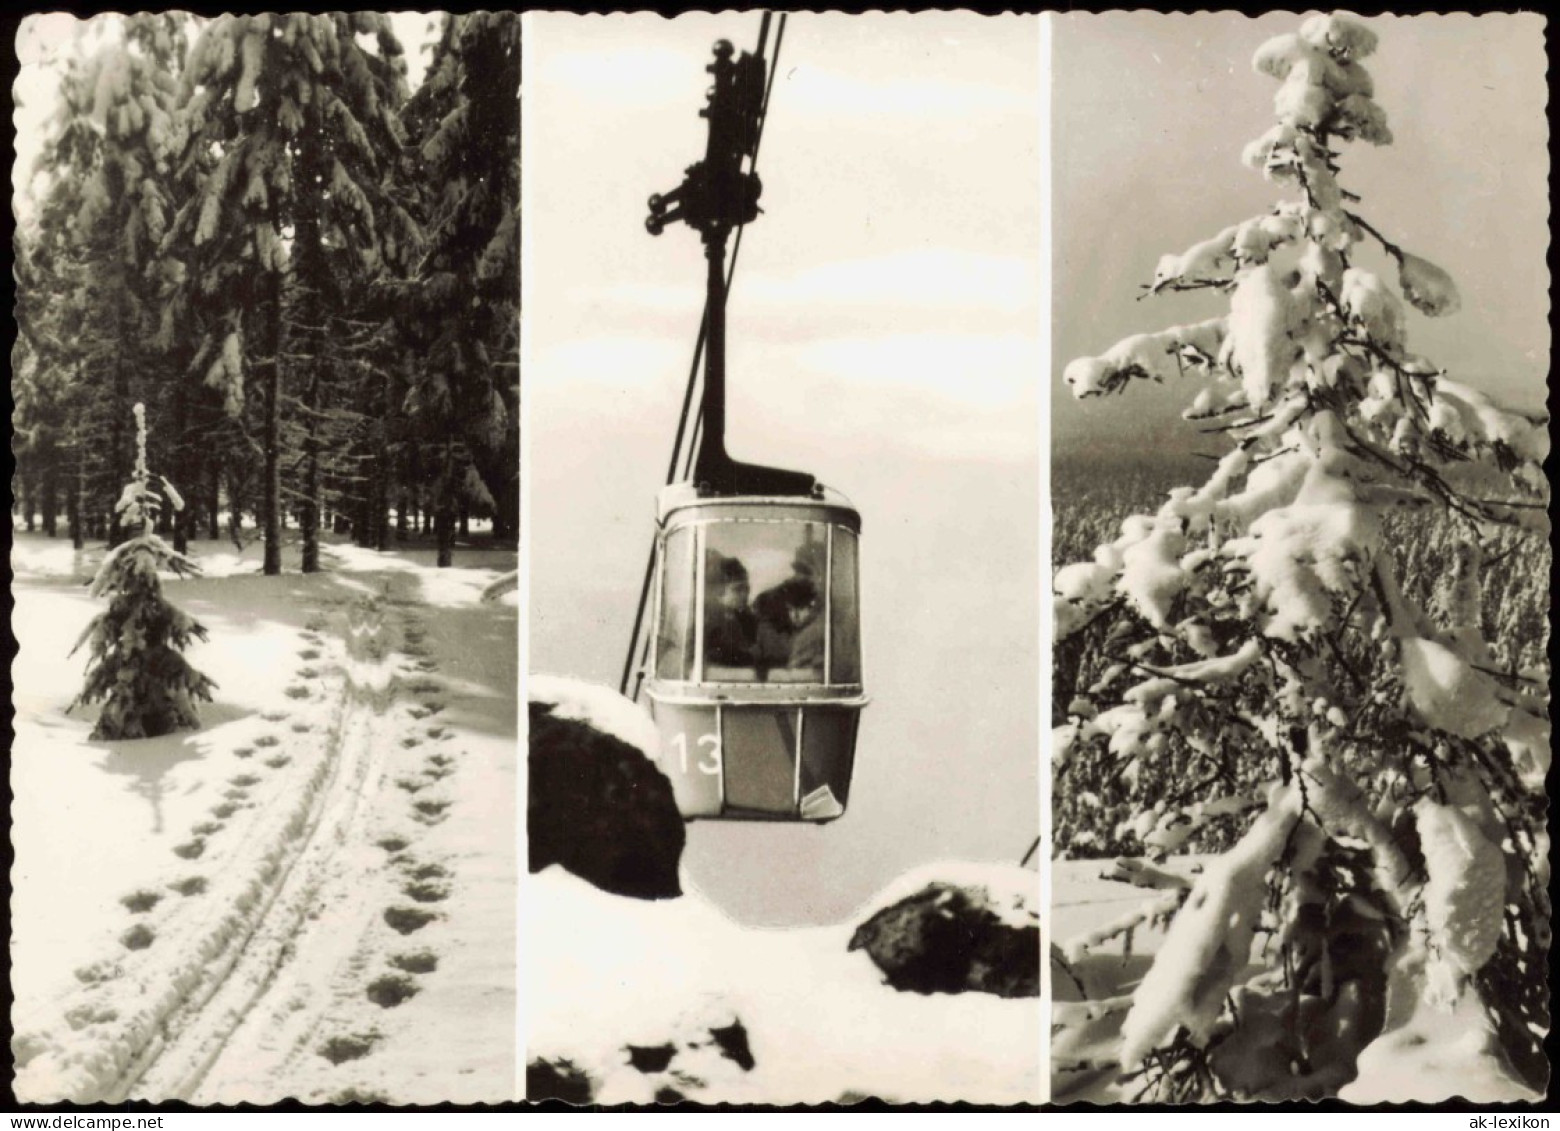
[621,14,784,698]
[644,20,812,500]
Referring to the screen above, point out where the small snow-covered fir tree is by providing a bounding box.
[72,404,217,740]
[1054,15,1549,1101]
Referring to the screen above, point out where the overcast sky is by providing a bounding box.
[525,12,1042,926]
[1053,12,1549,456]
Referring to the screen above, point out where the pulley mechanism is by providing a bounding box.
[645,40,765,239]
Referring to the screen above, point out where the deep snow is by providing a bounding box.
[9,529,518,1104]
[1051,856,1539,1104]
[524,678,1042,1105]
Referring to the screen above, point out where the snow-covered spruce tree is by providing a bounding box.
[25,16,190,548]
[398,13,521,565]
[72,404,217,740]
[160,14,420,574]
[1054,16,1549,1101]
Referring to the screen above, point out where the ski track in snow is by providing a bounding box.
[11,542,517,1104]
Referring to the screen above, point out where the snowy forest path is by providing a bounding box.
[122,585,410,1101]
[11,547,517,1105]
[161,569,515,1105]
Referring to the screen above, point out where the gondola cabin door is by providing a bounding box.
[644,484,866,821]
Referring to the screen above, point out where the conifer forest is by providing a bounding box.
[14,13,520,573]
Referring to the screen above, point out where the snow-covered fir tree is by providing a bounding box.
[72,404,217,740]
[1054,15,1548,1101]
[399,12,520,566]
[159,13,420,574]
[22,16,190,549]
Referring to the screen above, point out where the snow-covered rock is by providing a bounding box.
[847,863,1040,999]
[526,861,1041,1104]
[528,684,684,901]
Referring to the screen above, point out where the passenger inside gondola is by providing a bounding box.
[703,551,757,671]
[753,576,818,680]
[701,525,834,682]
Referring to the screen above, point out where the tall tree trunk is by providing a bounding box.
[374,460,390,552]
[263,268,283,576]
[436,435,455,568]
[69,441,85,551]
[171,389,189,553]
[228,466,244,547]
[207,460,221,540]
[301,370,320,574]
[107,304,131,550]
[21,475,35,533]
[41,459,59,537]
[371,372,390,551]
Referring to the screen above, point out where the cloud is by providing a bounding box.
[530,335,689,392]
[534,44,698,108]
[791,333,1041,409]
[589,249,1039,319]
[777,64,1032,120]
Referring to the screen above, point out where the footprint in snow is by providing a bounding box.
[230,774,261,788]
[383,907,438,935]
[173,840,206,860]
[395,777,425,794]
[402,861,450,881]
[265,755,291,769]
[403,881,450,904]
[120,924,155,951]
[400,736,422,749]
[376,836,410,853]
[365,973,421,1009]
[74,961,123,986]
[254,735,280,748]
[120,890,163,914]
[65,1003,119,1030]
[285,686,310,700]
[330,1087,390,1105]
[388,950,439,975]
[317,1032,380,1065]
[210,802,238,819]
[261,710,288,723]
[191,821,224,837]
[291,722,311,733]
[299,649,321,661]
[233,747,254,759]
[168,876,207,896]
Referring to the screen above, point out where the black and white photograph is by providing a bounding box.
[524,11,1043,1105]
[9,12,520,1103]
[1049,12,1549,1104]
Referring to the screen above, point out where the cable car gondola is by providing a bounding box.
[622,19,868,822]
